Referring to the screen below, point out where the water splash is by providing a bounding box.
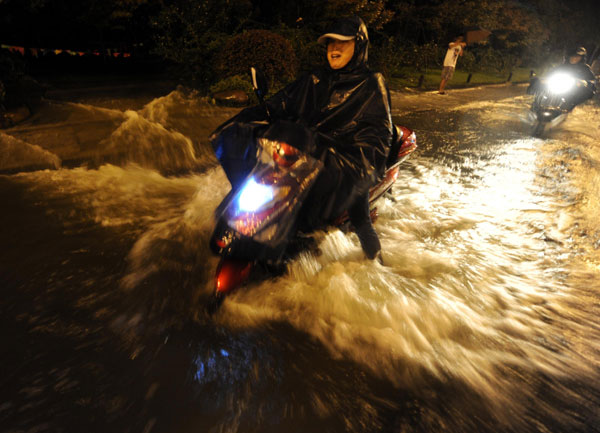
[0,132,61,172]
[120,167,230,292]
[5,88,600,432]
[210,98,600,425]
[99,110,202,173]
[2,89,238,175]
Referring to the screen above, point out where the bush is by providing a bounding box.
[273,24,324,73]
[0,49,40,109]
[459,45,520,75]
[215,30,299,88]
[150,0,252,88]
[458,50,477,72]
[370,36,405,78]
[475,47,505,73]
[397,41,442,72]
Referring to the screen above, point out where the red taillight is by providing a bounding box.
[398,131,417,158]
[273,142,300,167]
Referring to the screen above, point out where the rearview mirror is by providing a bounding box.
[250,67,269,101]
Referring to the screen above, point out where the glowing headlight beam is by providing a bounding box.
[546,73,575,94]
[237,178,273,212]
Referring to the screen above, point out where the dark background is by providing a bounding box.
[0,0,599,104]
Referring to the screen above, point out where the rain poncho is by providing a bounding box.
[528,60,597,107]
[212,17,393,229]
[552,61,597,104]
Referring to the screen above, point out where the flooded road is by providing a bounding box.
[1,85,599,433]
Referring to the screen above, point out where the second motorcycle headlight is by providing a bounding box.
[546,73,575,94]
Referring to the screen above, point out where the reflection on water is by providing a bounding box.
[1,90,599,432]
[215,104,600,431]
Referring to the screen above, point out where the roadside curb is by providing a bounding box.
[391,81,528,96]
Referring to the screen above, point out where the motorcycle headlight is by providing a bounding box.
[237,178,273,212]
[546,73,575,94]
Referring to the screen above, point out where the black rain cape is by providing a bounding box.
[552,62,597,96]
[211,17,393,229]
[528,61,597,105]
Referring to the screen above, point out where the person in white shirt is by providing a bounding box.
[439,36,466,94]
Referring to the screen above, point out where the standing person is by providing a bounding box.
[211,16,393,262]
[439,36,466,94]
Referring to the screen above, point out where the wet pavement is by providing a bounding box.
[1,82,600,433]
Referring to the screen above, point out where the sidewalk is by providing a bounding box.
[390,82,528,116]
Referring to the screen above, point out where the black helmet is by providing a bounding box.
[317,16,368,45]
[570,46,588,64]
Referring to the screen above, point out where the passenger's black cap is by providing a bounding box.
[317,16,362,44]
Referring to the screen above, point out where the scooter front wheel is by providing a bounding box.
[532,121,545,138]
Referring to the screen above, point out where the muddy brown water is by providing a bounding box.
[1,85,599,433]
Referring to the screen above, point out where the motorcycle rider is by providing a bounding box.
[555,47,596,109]
[529,46,596,110]
[211,16,392,262]
[563,47,596,83]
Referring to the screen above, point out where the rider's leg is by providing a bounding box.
[348,193,382,261]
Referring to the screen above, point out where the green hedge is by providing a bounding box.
[215,29,299,88]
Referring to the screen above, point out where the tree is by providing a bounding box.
[150,0,253,84]
[0,0,154,49]
[319,0,394,30]
[384,0,553,73]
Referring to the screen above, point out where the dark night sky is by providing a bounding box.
[0,0,599,53]
[0,0,152,49]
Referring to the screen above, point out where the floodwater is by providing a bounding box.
[1,86,599,433]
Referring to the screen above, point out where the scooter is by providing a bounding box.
[528,72,594,137]
[208,68,417,309]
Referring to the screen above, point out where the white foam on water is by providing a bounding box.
[100,109,202,173]
[211,98,600,418]
[9,91,600,425]
[120,166,230,290]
